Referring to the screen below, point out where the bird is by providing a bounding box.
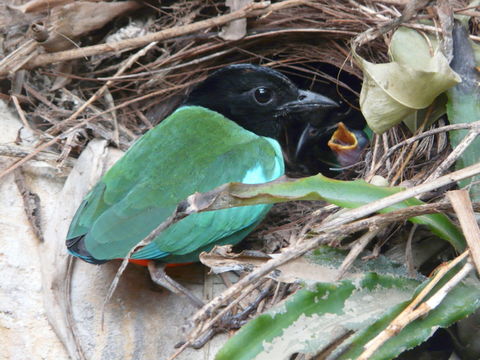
[284,100,368,176]
[326,122,369,168]
[292,120,369,176]
[65,64,337,299]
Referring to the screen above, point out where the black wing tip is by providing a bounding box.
[66,235,108,265]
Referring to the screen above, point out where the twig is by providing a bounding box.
[366,134,382,181]
[376,121,480,172]
[406,22,480,42]
[353,0,430,47]
[425,126,480,182]
[192,278,269,343]
[389,107,431,185]
[96,28,357,82]
[336,228,381,280]
[447,190,480,275]
[64,256,86,360]
[101,204,180,325]
[11,95,33,131]
[383,133,392,173]
[0,144,74,168]
[0,40,37,76]
[167,341,190,360]
[0,126,75,181]
[102,90,119,146]
[405,224,418,277]
[60,89,113,126]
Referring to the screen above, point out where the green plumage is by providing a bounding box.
[67,106,284,262]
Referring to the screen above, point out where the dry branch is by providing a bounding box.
[0,144,74,167]
[13,169,43,242]
[426,125,480,182]
[0,0,309,77]
[336,228,381,280]
[448,190,480,275]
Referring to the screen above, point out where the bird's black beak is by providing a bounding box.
[294,122,337,160]
[277,90,338,116]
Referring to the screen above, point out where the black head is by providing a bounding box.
[184,64,337,139]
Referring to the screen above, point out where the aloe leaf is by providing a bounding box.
[336,274,480,360]
[220,175,464,250]
[305,246,424,280]
[216,256,480,360]
[446,22,480,201]
[216,270,420,360]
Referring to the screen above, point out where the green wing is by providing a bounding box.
[67,106,284,262]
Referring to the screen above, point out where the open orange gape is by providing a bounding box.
[327,122,365,167]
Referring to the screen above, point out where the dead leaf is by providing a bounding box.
[356,27,460,134]
[32,1,141,52]
[40,139,111,359]
[200,245,272,273]
[219,0,252,41]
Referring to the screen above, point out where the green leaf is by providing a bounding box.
[216,270,420,360]
[219,175,465,250]
[446,22,480,201]
[356,27,460,134]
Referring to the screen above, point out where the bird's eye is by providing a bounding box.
[254,87,273,104]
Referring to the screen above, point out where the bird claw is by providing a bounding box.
[147,261,205,308]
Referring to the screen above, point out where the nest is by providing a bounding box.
[0,0,387,150]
